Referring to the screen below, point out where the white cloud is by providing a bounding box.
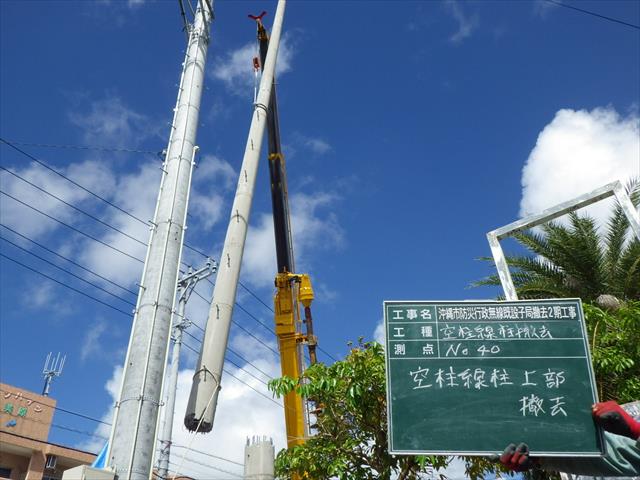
[444,0,479,44]
[533,0,559,19]
[69,95,159,147]
[81,321,108,361]
[211,36,294,95]
[189,154,237,231]
[302,137,331,155]
[195,154,237,191]
[78,365,122,454]
[373,318,385,346]
[290,133,332,156]
[85,336,286,478]
[78,161,158,287]
[0,159,114,239]
[242,190,344,288]
[520,107,640,227]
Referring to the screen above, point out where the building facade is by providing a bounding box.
[0,383,95,480]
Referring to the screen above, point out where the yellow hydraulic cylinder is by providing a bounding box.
[274,273,306,448]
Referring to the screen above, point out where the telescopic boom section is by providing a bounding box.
[184,0,287,433]
[253,15,319,448]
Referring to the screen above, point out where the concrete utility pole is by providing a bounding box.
[244,437,275,480]
[156,261,216,480]
[106,2,213,479]
[184,0,287,432]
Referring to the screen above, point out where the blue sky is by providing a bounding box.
[0,0,638,478]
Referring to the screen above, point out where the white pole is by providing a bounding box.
[156,293,187,480]
[107,3,213,478]
[184,0,287,432]
[156,261,215,480]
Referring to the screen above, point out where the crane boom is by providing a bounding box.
[252,14,319,449]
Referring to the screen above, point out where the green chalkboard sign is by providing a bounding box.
[384,299,603,456]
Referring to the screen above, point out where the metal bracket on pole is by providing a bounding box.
[486,180,640,301]
[156,258,217,480]
[177,258,217,308]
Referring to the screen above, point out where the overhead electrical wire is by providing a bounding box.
[0,236,136,307]
[0,224,138,296]
[189,323,275,381]
[0,139,159,155]
[191,289,280,356]
[0,245,279,406]
[2,139,339,361]
[1,139,280,323]
[168,460,240,480]
[544,0,640,30]
[180,341,283,409]
[0,190,145,264]
[0,198,278,360]
[170,444,244,467]
[0,138,150,225]
[182,330,272,385]
[0,253,133,316]
[0,387,110,426]
[0,410,108,442]
[0,165,147,247]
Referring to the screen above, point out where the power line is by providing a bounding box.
[209,279,338,363]
[0,253,133,316]
[544,0,640,30]
[191,289,280,357]
[2,140,159,155]
[189,323,275,381]
[0,224,138,296]
[0,236,136,307]
[239,279,274,312]
[182,330,271,386]
[180,341,283,409]
[0,138,151,225]
[0,190,145,264]
[0,387,111,426]
[168,460,241,480]
[3,175,338,362]
[4,139,338,364]
[170,456,242,478]
[0,251,274,400]
[171,444,244,467]
[1,409,107,441]
[2,137,212,264]
[1,165,147,247]
[234,300,277,337]
[2,139,337,363]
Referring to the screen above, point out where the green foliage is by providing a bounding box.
[584,302,640,403]
[474,181,640,302]
[269,340,507,480]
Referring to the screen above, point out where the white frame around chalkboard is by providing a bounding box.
[383,298,604,457]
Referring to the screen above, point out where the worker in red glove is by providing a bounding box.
[592,400,640,439]
[499,401,640,476]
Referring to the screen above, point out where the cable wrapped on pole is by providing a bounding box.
[184,0,287,433]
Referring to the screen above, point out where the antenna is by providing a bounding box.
[42,352,66,397]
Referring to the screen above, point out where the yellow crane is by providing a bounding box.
[249,11,319,449]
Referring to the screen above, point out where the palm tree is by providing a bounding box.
[475,182,640,303]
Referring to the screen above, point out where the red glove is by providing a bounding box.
[499,443,538,472]
[592,401,640,440]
